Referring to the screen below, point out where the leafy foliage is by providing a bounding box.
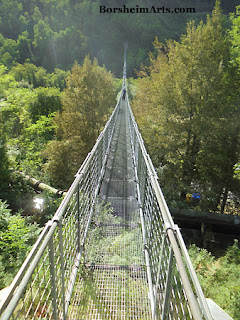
[132,3,240,212]
[0,139,10,193]
[28,87,62,122]
[0,1,239,307]
[189,241,240,319]
[230,5,240,68]
[0,0,237,76]
[43,56,116,188]
[0,62,63,210]
[0,63,64,177]
[0,200,40,289]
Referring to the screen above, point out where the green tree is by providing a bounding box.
[0,87,35,140]
[16,113,57,175]
[0,34,19,68]
[0,200,39,288]
[0,63,65,192]
[0,64,15,98]
[0,139,10,202]
[33,17,55,69]
[133,2,240,212]
[49,68,69,90]
[10,63,49,87]
[51,27,87,70]
[0,0,26,39]
[28,87,62,122]
[44,56,116,188]
[229,5,240,68]
[17,31,33,64]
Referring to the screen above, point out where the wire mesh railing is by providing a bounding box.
[67,97,152,318]
[0,56,214,320]
[0,97,120,320]
[126,93,213,320]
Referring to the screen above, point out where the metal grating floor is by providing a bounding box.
[68,100,151,319]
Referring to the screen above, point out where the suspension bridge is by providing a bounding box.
[0,58,215,320]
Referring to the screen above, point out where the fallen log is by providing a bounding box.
[17,172,67,197]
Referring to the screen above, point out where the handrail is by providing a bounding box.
[0,55,214,320]
[0,93,121,320]
[125,74,213,319]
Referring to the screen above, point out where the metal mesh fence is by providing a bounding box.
[0,97,120,320]
[68,98,152,319]
[127,93,213,320]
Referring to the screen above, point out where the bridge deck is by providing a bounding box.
[68,100,151,319]
[0,57,213,320]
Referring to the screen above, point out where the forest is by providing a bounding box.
[0,0,238,76]
[0,0,240,318]
[132,3,240,215]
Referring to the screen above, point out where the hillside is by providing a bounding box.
[0,0,238,76]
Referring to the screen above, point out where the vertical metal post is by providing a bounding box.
[147,218,152,250]
[49,235,58,320]
[141,167,148,210]
[99,140,103,173]
[137,146,143,196]
[153,233,166,320]
[175,225,213,319]
[105,126,109,154]
[59,222,66,320]
[107,125,110,149]
[134,130,138,164]
[161,247,174,320]
[103,126,106,158]
[77,183,81,252]
[136,144,147,209]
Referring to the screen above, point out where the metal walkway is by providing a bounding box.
[68,98,151,319]
[0,60,213,320]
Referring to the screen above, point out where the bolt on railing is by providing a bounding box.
[0,97,120,320]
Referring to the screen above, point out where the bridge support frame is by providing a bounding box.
[161,247,174,320]
[153,233,166,319]
[49,236,58,320]
[58,221,66,320]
